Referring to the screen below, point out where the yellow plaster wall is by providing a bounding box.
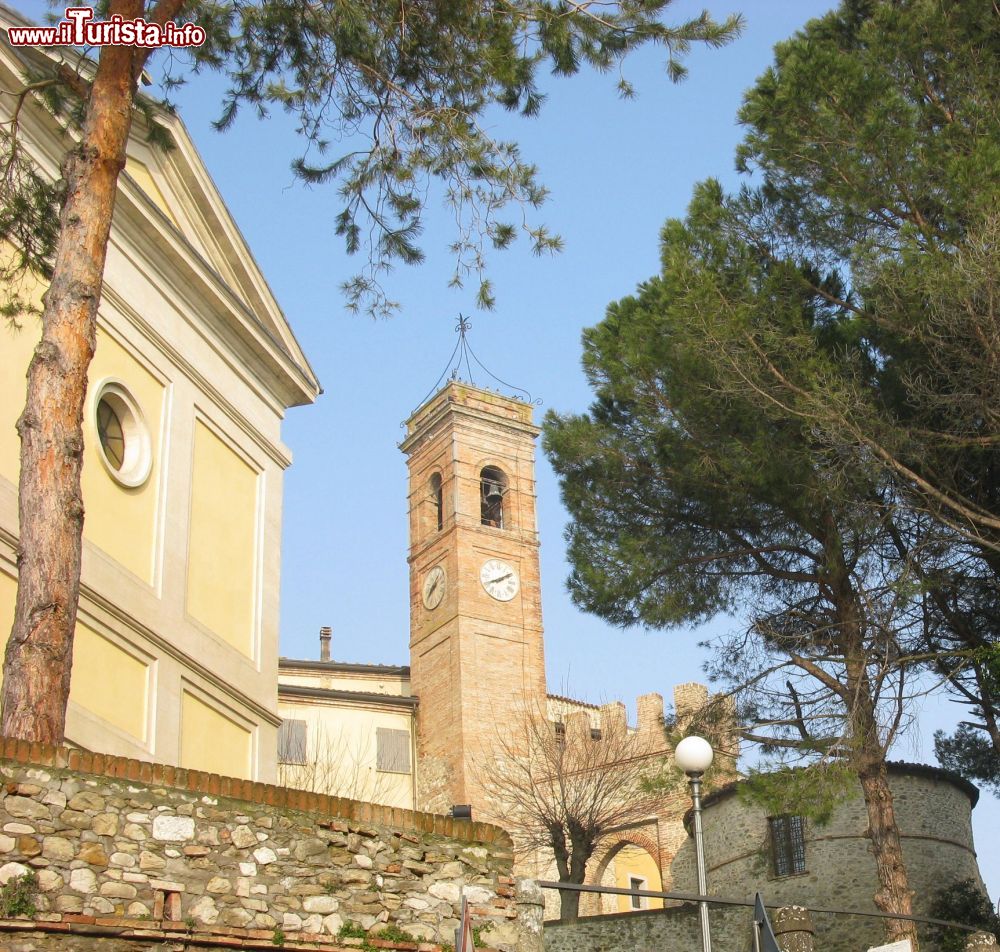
[613,845,664,912]
[276,700,414,808]
[69,623,148,741]
[180,690,252,778]
[0,294,162,584]
[124,156,178,226]
[186,421,257,656]
[82,330,163,583]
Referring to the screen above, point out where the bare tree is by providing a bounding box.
[476,703,663,921]
[277,721,404,806]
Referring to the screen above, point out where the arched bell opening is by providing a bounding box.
[480,466,507,528]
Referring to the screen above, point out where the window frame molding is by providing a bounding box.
[90,377,153,488]
[628,875,647,910]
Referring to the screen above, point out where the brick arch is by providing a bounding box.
[582,830,663,915]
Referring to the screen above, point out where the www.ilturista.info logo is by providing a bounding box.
[7,7,206,48]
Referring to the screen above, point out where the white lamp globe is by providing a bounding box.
[675,735,714,775]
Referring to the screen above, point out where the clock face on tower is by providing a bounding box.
[480,558,519,601]
[422,565,446,610]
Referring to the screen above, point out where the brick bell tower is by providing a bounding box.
[400,381,547,813]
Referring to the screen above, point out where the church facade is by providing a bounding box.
[0,9,320,783]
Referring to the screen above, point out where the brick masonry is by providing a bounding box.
[401,383,548,812]
[0,738,544,952]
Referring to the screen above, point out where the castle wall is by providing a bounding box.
[533,685,737,919]
[669,764,984,950]
[544,765,985,952]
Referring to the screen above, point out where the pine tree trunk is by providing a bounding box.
[824,521,918,951]
[834,582,918,947]
[1,3,144,743]
[856,755,918,948]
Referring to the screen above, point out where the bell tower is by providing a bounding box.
[401,381,546,812]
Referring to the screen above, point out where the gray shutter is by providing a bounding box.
[278,719,307,764]
[376,728,411,773]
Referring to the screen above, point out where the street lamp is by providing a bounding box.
[675,735,714,952]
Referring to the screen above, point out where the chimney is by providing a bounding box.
[319,626,332,662]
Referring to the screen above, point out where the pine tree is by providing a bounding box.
[544,4,1000,942]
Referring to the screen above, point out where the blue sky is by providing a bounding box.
[17,0,999,902]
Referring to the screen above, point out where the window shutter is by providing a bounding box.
[376,728,411,773]
[278,719,307,764]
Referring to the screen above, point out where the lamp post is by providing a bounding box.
[675,735,714,952]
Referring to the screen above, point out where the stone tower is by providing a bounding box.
[400,382,546,812]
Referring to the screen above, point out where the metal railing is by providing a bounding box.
[536,880,984,933]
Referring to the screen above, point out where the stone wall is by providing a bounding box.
[544,903,746,952]
[0,738,543,951]
[669,763,985,951]
[543,763,986,952]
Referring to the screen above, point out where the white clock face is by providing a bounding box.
[422,565,446,610]
[480,558,519,601]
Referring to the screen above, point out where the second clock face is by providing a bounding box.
[422,565,446,610]
[480,558,519,601]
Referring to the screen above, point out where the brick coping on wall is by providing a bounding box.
[0,914,507,950]
[0,736,511,849]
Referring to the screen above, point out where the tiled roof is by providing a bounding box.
[547,693,600,710]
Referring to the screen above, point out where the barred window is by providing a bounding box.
[376,728,411,773]
[278,719,307,764]
[769,815,806,877]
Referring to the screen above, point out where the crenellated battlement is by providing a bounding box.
[545,682,739,768]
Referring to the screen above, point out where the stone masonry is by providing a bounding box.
[668,762,986,951]
[544,763,987,952]
[0,739,544,952]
